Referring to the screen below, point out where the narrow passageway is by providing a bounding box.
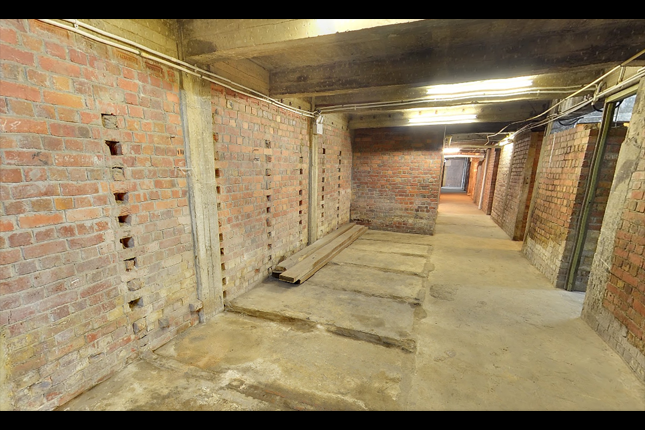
[407,189,645,410]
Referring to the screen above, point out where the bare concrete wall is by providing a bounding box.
[78,20,179,57]
[179,73,223,321]
[0,326,10,411]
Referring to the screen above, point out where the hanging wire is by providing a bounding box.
[612,100,623,124]
[557,116,584,127]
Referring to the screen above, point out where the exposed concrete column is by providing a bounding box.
[179,72,224,321]
[308,101,319,245]
[478,149,490,210]
[0,326,11,411]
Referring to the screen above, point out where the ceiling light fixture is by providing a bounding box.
[408,113,477,126]
[498,134,515,146]
[443,147,461,154]
[425,76,534,101]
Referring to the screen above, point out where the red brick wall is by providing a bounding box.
[211,86,311,300]
[522,124,598,287]
[505,133,531,239]
[602,140,645,356]
[480,148,500,215]
[350,127,443,235]
[574,128,626,290]
[521,134,543,239]
[490,142,513,228]
[490,131,542,240]
[466,158,478,198]
[0,19,199,410]
[315,114,352,239]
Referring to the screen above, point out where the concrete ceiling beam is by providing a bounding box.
[180,19,426,64]
[347,100,547,130]
[269,20,645,99]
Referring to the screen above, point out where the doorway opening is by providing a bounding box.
[442,156,468,191]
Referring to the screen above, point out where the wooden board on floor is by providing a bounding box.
[279,225,368,284]
[272,222,356,274]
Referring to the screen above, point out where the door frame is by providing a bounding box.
[564,84,639,291]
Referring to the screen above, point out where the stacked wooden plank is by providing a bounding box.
[273,223,368,284]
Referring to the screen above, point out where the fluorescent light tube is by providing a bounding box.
[408,114,477,125]
[425,76,535,101]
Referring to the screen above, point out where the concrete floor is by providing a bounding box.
[58,190,645,410]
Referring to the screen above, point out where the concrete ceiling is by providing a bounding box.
[178,19,645,146]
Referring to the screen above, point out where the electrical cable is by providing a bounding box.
[37,19,645,133]
[38,19,316,119]
[557,116,584,126]
[317,88,584,114]
[489,65,645,142]
[486,47,645,142]
[65,19,316,118]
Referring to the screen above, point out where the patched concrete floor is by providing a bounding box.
[59,191,645,411]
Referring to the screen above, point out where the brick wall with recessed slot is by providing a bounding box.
[211,87,351,300]
[0,19,199,410]
[490,142,513,228]
[480,148,500,215]
[350,127,443,235]
[522,124,599,287]
[574,127,626,290]
[490,131,543,240]
[601,128,644,357]
[315,113,353,239]
[581,85,645,383]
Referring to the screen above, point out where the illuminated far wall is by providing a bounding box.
[351,127,443,235]
[443,158,467,189]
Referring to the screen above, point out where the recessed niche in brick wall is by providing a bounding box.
[124,257,137,271]
[106,140,122,155]
[118,214,132,225]
[101,113,119,129]
[120,236,134,249]
[114,192,128,203]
